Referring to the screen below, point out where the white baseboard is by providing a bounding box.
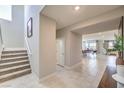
[65,66,71,70]
[31,71,39,81]
[39,72,56,82]
[65,61,82,70]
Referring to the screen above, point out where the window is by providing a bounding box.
[83,40,96,50]
[108,41,114,49]
[0,5,12,21]
[89,42,96,50]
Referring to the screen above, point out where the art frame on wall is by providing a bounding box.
[27,17,33,38]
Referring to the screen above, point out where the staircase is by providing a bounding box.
[0,49,31,83]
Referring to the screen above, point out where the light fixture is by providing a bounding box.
[74,6,80,11]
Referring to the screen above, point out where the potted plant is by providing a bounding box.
[112,35,124,87]
[114,34,124,58]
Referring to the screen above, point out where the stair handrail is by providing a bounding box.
[24,33,32,55]
[0,24,4,60]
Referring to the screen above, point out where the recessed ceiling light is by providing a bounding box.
[74,6,80,11]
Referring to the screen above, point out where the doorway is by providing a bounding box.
[56,39,65,67]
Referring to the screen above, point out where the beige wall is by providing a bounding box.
[57,30,69,66]
[70,32,82,66]
[24,5,44,79]
[39,14,56,78]
[57,30,82,67]
[25,6,56,79]
[0,5,24,48]
[56,30,66,65]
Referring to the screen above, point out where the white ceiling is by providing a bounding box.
[72,17,120,34]
[42,5,121,30]
[82,30,118,41]
[0,5,12,21]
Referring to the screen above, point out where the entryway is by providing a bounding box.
[56,39,65,67]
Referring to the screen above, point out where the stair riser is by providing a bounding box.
[0,65,30,76]
[0,60,28,64]
[0,61,29,69]
[0,57,28,63]
[2,51,27,54]
[0,70,31,83]
[1,54,27,59]
[0,50,31,83]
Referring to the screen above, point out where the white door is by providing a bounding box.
[56,39,65,66]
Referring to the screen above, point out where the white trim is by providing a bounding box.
[0,46,3,60]
[0,24,4,60]
[25,35,32,55]
[31,72,39,82]
[64,66,71,70]
[65,61,82,70]
[39,72,56,82]
[4,48,26,50]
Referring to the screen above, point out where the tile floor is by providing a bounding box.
[0,54,116,88]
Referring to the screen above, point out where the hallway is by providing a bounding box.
[0,54,116,88]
